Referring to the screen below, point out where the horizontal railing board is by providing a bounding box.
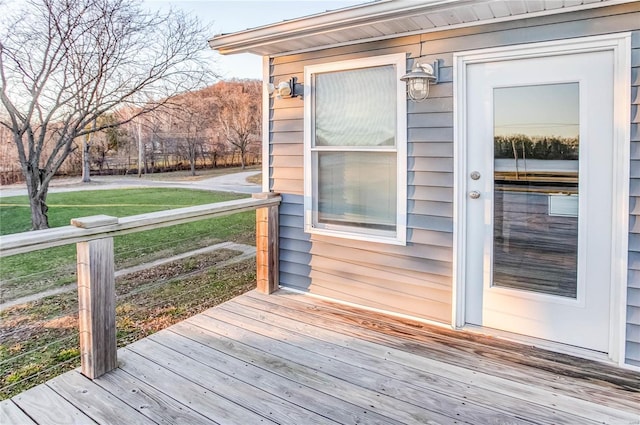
[0,197,281,257]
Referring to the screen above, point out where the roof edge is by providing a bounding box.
[209,0,637,57]
[208,0,470,54]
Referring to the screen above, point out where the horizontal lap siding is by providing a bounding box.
[271,104,304,195]
[627,29,640,367]
[279,194,311,292]
[271,34,454,322]
[270,5,640,330]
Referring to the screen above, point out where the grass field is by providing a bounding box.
[0,187,258,399]
[0,187,250,234]
[0,188,255,301]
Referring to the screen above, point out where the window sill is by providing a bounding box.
[305,225,407,246]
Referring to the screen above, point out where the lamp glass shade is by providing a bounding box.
[408,78,430,101]
[277,81,292,97]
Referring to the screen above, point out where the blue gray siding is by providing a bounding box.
[268,3,640,364]
[627,30,640,367]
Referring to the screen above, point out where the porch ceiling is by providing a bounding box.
[208,0,633,57]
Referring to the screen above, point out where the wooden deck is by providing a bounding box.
[2,290,639,425]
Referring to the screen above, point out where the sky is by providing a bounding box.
[494,83,579,139]
[145,0,368,80]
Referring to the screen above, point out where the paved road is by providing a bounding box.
[0,171,262,198]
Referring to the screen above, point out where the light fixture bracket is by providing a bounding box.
[274,76,303,99]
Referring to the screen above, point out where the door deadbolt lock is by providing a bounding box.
[470,171,481,180]
[469,191,481,199]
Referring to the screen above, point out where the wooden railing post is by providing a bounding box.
[72,215,118,379]
[253,193,280,294]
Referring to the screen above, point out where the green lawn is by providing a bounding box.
[0,187,249,234]
[0,188,255,301]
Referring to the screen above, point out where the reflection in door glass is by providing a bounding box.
[493,83,579,298]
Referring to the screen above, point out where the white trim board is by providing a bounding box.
[262,56,270,193]
[452,33,631,366]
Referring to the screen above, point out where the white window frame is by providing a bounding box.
[303,53,407,245]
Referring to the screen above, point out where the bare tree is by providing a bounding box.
[0,0,215,229]
[215,80,261,170]
[170,94,215,176]
[90,114,126,173]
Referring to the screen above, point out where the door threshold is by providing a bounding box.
[461,324,613,364]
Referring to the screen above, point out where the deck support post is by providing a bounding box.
[73,215,118,379]
[253,192,280,294]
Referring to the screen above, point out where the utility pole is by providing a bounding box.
[137,119,143,178]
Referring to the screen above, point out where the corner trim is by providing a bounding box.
[262,56,270,193]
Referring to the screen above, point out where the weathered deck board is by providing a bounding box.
[186,313,456,424]
[117,348,276,424]
[47,371,156,425]
[200,309,542,424]
[0,400,37,425]
[147,329,397,425]
[220,295,635,424]
[245,291,640,407]
[91,368,214,425]
[5,290,640,425]
[11,383,95,425]
[126,338,336,425]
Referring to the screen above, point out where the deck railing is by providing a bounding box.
[0,192,280,380]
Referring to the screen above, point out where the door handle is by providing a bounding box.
[469,191,481,199]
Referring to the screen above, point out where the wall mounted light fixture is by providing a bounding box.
[400,60,440,102]
[268,76,303,99]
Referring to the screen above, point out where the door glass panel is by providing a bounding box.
[493,83,579,298]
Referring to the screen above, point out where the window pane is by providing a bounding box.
[315,65,396,147]
[318,152,396,230]
[493,83,579,298]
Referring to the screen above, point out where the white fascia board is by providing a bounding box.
[208,0,470,54]
[208,0,635,56]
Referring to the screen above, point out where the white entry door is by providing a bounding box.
[464,49,615,352]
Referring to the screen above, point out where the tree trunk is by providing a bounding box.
[82,138,91,182]
[240,149,246,170]
[25,166,50,230]
[29,192,49,229]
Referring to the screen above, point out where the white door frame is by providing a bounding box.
[452,33,631,365]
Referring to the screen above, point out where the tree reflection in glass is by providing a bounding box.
[493,83,579,298]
